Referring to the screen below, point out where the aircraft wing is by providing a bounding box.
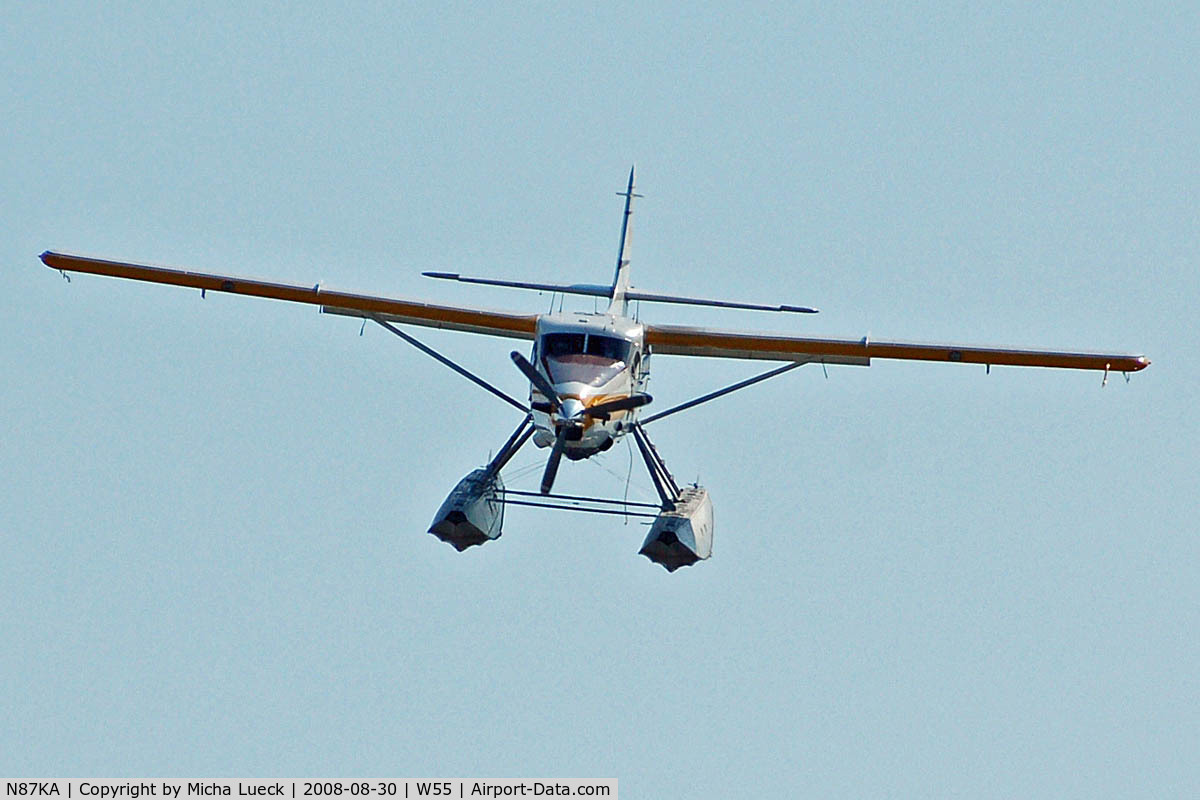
[40,252,538,340]
[643,322,1149,373]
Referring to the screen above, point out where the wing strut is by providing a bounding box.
[484,414,535,481]
[631,423,681,509]
[371,316,528,413]
[640,360,810,425]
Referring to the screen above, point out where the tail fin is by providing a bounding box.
[607,165,641,315]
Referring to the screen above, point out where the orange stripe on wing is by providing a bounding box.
[644,324,1149,373]
[41,251,539,339]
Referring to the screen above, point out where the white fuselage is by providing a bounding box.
[528,312,647,460]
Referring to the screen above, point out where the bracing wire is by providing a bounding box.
[623,435,634,525]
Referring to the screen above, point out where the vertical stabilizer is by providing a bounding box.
[607,165,641,315]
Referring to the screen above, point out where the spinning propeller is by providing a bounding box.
[509,351,652,494]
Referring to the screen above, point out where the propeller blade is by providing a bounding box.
[541,425,570,494]
[583,393,653,420]
[510,351,560,412]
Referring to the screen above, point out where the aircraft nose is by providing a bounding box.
[559,397,585,420]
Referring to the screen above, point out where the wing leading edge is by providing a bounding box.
[644,322,1149,373]
[40,252,537,340]
[39,252,1148,372]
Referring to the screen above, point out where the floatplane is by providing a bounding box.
[41,167,1148,570]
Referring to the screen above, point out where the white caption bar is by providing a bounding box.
[1,782,616,800]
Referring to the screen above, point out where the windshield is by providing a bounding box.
[541,333,631,387]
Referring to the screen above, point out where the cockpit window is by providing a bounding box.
[539,332,633,387]
[542,333,586,358]
[586,335,632,362]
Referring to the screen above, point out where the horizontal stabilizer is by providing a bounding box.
[422,272,818,314]
[626,291,817,314]
[424,272,612,298]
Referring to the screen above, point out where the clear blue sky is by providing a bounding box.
[3,2,1196,795]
